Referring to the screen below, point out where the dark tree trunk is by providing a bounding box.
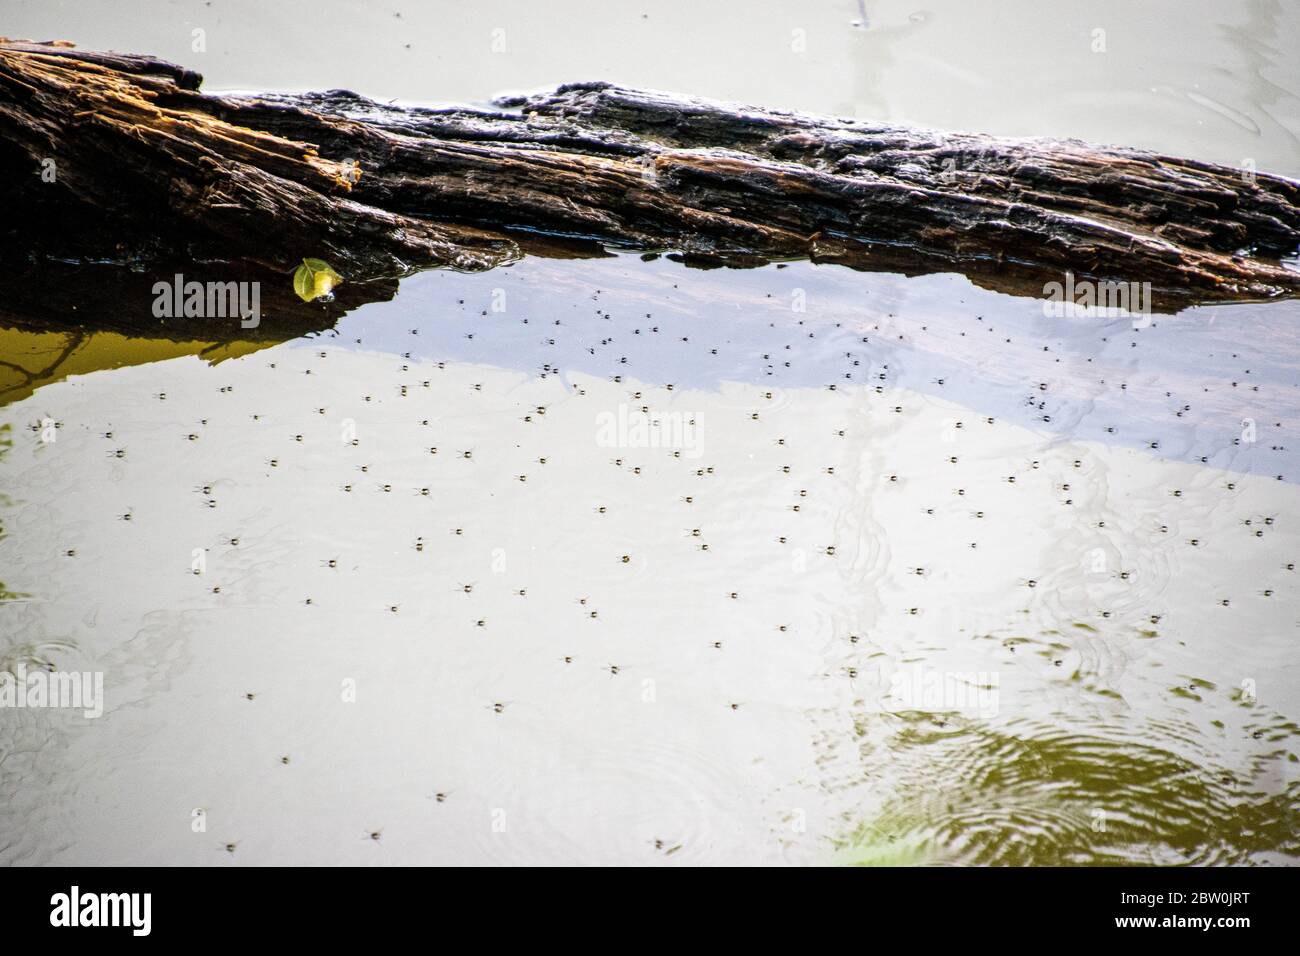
[2,39,1299,318]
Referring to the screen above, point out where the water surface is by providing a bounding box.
[1,0,1298,866]
[2,256,1297,865]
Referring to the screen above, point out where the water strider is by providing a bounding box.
[0,252,1297,864]
[1,0,1298,867]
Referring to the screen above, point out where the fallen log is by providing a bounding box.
[2,39,1299,317]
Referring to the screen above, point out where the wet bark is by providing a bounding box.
[2,39,1299,319]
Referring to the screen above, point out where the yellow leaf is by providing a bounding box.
[292,259,343,302]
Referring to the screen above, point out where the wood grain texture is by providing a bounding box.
[3,40,1298,314]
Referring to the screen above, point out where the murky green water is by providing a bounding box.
[1,1,1298,865]
[2,256,1297,865]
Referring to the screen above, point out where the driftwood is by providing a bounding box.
[3,38,1300,322]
